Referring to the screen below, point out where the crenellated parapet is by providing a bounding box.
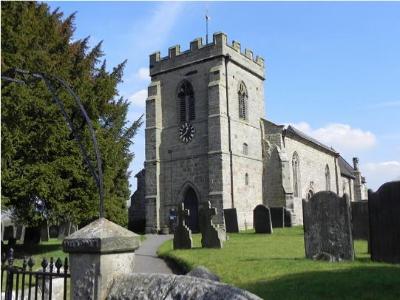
[149,32,265,78]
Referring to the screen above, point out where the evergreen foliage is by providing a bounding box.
[1,2,142,227]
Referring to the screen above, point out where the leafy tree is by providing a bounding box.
[1,2,142,228]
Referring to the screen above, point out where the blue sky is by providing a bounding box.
[48,1,400,192]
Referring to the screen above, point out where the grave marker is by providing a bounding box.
[173,203,193,249]
[199,202,224,248]
[368,181,400,263]
[253,205,273,234]
[303,191,354,261]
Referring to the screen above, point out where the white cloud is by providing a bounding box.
[289,122,376,152]
[130,2,185,53]
[362,161,400,190]
[136,67,150,81]
[128,89,147,107]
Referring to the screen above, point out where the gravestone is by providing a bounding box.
[253,205,273,234]
[199,202,224,248]
[284,208,292,227]
[270,207,285,228]
[49,225,59,238]
[24,226,41,245]
[3,226,15,241]
[302,191,354,261]
[15,225,26,243]
[173,203,193,249]
[224,208,239,233]
[368,181,400,263]
[351,201,369,240]
[58,222,77,240]
[40,224,49,242]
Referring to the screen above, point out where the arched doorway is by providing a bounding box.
[183,187,199,233]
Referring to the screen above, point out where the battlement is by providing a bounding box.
[149,32,265,77]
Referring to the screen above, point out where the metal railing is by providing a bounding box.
[1,248,70,300]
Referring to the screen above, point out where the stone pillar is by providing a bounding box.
[145,80,162,233]
[353,157,363,201]
[63,218,140,300]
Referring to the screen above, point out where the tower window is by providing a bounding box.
[243,143,248,155]
[238,81,248,120]
[245,173,249,185]
[177,80,195,123]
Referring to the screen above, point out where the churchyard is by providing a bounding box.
[159,227,400,300]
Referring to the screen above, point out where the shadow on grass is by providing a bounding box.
[242,266,400,300]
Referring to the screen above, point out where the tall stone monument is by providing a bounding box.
[199,202,224,248]
[173,203,193,249]
[302,191,354,261]
[368,181,400,263]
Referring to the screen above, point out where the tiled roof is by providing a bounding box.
[285,125,338,155]
[338,156,356,179]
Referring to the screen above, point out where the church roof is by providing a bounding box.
[285,125,338,155]
[338,156,356,179]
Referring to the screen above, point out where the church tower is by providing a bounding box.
[144,32,265,233]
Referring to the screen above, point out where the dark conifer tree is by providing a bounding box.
[1,2,142,227]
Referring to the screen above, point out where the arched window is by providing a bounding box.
[292,152,300,197]
[177,80,195,123]
[325,165,331,191]
[245,173,249,185]
[243,143,248,155]
[238,81,248,120]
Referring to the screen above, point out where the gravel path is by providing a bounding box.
[134,234,174,274]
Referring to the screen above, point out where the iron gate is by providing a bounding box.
[1,248,70,300]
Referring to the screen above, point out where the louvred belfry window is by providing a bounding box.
[238,81,248,120]
[178,80,195,123]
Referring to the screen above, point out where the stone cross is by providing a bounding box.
[199,201,224,248]
[173,203,193,249]
[177,203,190,227]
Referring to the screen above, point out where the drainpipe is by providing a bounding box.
[224,55,234,208]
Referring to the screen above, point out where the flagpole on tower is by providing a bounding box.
[205,9,209,44]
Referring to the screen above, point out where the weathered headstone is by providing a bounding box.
[224,208,239,233]
[40,224,49,242]
[24,226,41,245]
[3,226,15,241]
[58,221,77,240]
[284,208,292,227]
[49,225,59,238]
[253,204,273,234]
[368,181,400,264]
[173,203,193,249]
[270,207,285,228]
[351,201,369,240]
[15,225,26,243]
[302,191,354,261]
[199,202,224,248]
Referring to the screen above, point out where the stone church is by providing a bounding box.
[129,32,368,233]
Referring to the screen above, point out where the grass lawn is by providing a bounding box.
[158,227,400,300]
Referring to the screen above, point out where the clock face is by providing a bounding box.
[179,122,195,143]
